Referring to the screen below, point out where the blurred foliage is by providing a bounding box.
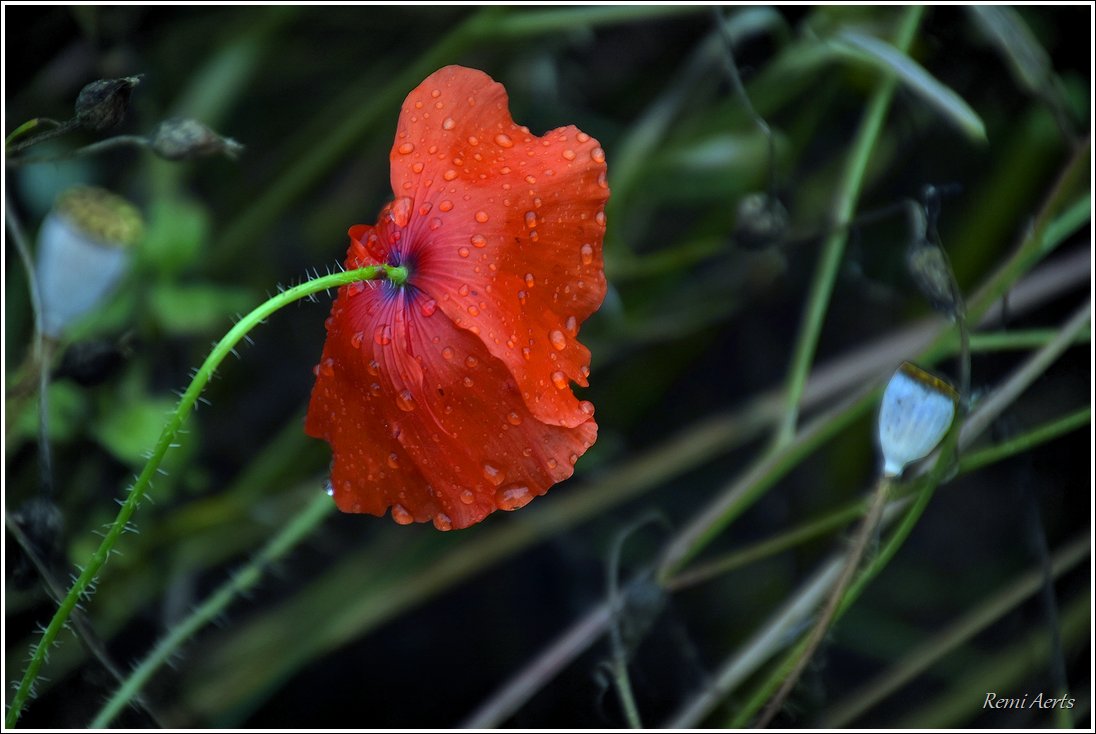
[4,5,1091,728]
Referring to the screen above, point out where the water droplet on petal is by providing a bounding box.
[482,462,506,486]
[465,355,479,369]
[524,273,536,288]
[551,371,568,390]
[507,411,523,426]
[432,513,453,531]
[521,346,532,360]
[391,504,414,525]
[565,316,578,335]
[442,347,454,360]
[580,243,594,265]
[420,298,438,317]
[442,117,456,130]
[320,358,335,378]
[370,382,382,396]
[494,133,514,148]
[458,283,470,296]
[390,196,413,227]
[439,200,454,212]
[350,331,364,349]
[460,489,475,505]
[443,169,458,181]
[524,211,537,229]
[576,131,590,143]
[471,234,487,248]
[475,210,490,223]
[458,247,470,258]
[579,400,595,416]
[496,484,532,511]
[595,210,606,226]
[396,389,416,412]
[367,359,380,376]
[562,149,576,161]
[397,142,415,155]
[374,325,392,345]
[549,330,566,351]
[387,452,400,469]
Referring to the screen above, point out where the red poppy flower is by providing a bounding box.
[305,66,609,530]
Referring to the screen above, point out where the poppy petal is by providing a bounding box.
[389,65,609,428]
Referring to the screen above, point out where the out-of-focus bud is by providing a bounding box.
[877,362,958,477]
[36,186,143,338]
[149,118,243,161]
[732,192,789,250]
[907,242,961,318]
[74,76,141,131]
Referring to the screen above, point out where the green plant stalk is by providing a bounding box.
[968,328,1090,351]
[670,404,1089,592]
[958,406,1090,474]
[774,5,924,447]
[5,264,405,729]
[90,491,334,728]
[824,534,1089,727]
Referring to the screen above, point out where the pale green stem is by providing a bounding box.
[774,5,924,447]
[90,492,334,727]
[5,265,404,728]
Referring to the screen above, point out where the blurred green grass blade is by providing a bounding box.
[891,589,1089,728]
[491,4,704,37]
[967,6,1053,98]
[833,28,988,142]
[824,535,1089,726]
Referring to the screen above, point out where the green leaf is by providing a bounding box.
[147,282,256,336]
[141,197,210,277]
[832,29,988,143]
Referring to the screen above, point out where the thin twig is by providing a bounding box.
[754,477,893,727]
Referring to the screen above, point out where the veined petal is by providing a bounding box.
[389,65,609,428]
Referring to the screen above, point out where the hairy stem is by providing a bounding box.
[5,264,404,728]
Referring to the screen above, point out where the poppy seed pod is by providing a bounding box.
[150,118,243,161]
[877,362,958,477]
[74,76,141,131]
[36,187,142,338]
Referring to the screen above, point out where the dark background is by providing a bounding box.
[5,5,1091,728]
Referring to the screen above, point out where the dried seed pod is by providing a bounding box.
[149,118,243,161]
[74,76,141,131]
